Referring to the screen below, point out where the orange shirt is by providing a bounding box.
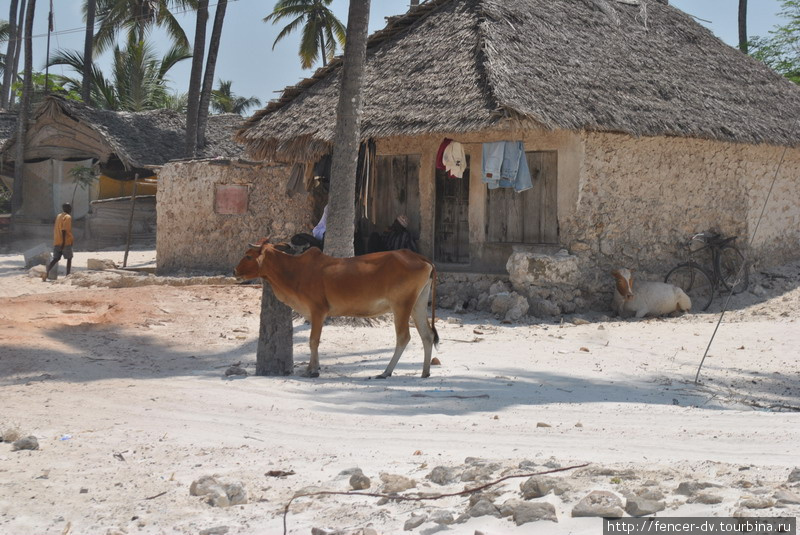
[53,212,74,246]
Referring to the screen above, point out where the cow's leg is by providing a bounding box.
[375,304,413,379]
[411,281,434,378]
[303,312,324,378]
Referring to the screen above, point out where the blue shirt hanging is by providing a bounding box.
[482,141,534,192]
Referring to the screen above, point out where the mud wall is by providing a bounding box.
[156,159,313,274]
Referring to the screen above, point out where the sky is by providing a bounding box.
[12,0,789,109]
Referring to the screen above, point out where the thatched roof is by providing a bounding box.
[1,96,244,169]
[237,0,800,162]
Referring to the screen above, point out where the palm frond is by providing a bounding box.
[158,42,192,79]
[263,0,345,69]
[299,14,322,69]
[271,15,306,50]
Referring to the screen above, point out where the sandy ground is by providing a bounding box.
[1,248,799,535]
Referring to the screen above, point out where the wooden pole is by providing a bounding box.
[123,175,138,268]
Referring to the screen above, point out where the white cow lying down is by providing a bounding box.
[611,268,692,318]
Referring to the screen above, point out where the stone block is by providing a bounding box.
[507,249,581,288]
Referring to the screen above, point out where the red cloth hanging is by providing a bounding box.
[436,138,452,172]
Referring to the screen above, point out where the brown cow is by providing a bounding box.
[234,239,439,379]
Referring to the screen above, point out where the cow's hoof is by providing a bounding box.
[421,372,430,379]
[374,373,390,380]
[301,369,320,378]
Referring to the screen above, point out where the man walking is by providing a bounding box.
[42,203,74,281]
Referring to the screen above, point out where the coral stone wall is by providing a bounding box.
[562,133,800,296]
[156,160,313,274]
[379,128,800,316]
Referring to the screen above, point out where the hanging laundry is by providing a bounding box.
[312,204,328,241]
[436,138,452,173]
[443,141,467,179]
[500,141,523,181]
[285,163,306,196]
[482,141,533,192]
[482,141,505,189]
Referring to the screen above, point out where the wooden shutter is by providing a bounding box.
[486,151,558,244]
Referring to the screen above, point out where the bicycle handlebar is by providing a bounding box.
[683,231,737,248]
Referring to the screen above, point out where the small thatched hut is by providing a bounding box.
[236,0,800,314]
[0,96,243,247]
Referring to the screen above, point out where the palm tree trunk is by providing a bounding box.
[81,0,96,103]
[12,0,35,215]
[185,0,209,157]
[197,0,227,148]
[324,0,371,258]
[319,27,327,67]
[9,0,26,107]
[256,283,294,376]
[738,0,748,53]
[1,0,20,108]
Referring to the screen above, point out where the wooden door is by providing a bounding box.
[435,165,470,264]
[486,151,558,244]
[368,155,421,235]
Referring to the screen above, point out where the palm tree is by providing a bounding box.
[184,0,208,156]
[197,0,228,147]
[82,0,96,103]
[1,0,21,107]
[739,0,748,53]
[210,80,261,115]
[264,0,346,69]
[320,0,370,258]
[12,0,35,214]
[49,37,191,111]
[93,0,196,55]
[8,0,26,106]
[161,90,187,112]
[0,20,10,79]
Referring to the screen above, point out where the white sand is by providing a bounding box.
[1,248,798,534]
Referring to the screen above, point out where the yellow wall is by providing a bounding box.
[98,175,157,199]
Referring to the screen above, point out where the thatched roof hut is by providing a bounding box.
[236,0,800,163]
[0,95,246,237]
[1,95,244,179]
[230,0,800,318]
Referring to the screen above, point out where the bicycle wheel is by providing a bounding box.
[664,263,715,312]
[717,245,749,294]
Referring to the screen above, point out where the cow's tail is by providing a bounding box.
[429,263,439,350]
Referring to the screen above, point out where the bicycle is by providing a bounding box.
[664,231,749,312]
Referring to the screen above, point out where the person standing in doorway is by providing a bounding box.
[42,203,74,281]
